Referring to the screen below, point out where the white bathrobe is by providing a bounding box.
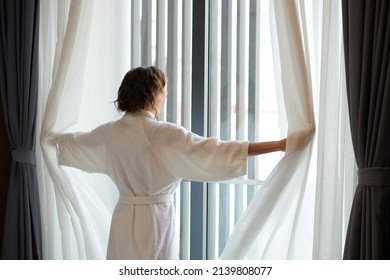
[56,110,248,259]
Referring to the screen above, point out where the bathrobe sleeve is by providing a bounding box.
[56,123,111,174]
[149,122,249,182]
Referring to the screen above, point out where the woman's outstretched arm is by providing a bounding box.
[248,138,286,156]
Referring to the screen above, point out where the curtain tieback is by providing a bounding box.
[358,167,390,186]
[119,193,174,205]
[11,146,36,166]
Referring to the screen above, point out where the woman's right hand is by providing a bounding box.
[286,129,314,153]
[278,138,287,152]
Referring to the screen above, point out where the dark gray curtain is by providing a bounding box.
[0,95,12,254]
[342,0,390,259]
[0,0,42,259]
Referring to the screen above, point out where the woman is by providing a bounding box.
[55,66,286,259]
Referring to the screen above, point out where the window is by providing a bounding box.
[39,0,352,260]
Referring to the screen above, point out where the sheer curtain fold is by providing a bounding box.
[221,0,315,260]
[312,0,357,259]
[0,0,42,260]
[38,0,120,259]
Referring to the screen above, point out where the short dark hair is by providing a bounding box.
[115,66,166,116]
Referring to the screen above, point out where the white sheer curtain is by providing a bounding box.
[37,0,129,259]
[221,0,355,259]
[312,0,356,259]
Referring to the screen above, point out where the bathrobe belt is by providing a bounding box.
[119,193,174,205]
